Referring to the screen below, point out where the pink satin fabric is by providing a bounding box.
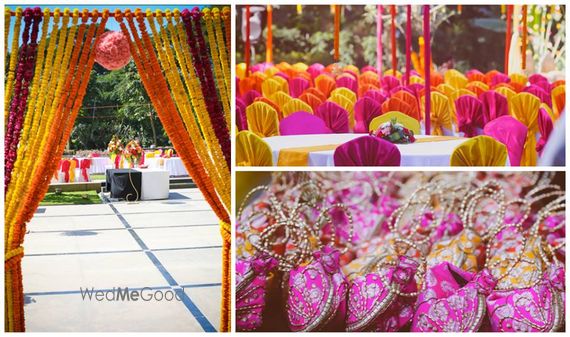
[279,111,332,135]
[336,76,358,94]
[333,136,401,166]
[536,107,553,155]
[315,101,350,133]
[290,77,310,98]
[455,95,485,137]
[483,115,528,166]
[354,97,382,133]
[480,90,508,124]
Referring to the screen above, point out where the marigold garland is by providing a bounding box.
[4,8,23,125]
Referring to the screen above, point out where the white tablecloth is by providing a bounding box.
[263,134,473,166]
[88,157,111,174]
[145,157,188,176]
[135,168,170,200]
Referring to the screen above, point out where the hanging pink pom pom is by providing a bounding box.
[95,31,131,70]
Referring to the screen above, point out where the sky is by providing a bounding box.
[5,4,217,52]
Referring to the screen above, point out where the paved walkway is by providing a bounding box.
[22,189,222,332]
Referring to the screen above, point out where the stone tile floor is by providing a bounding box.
[22,188,222,332]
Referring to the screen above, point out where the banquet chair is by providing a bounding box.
[537,107,553,156]
[264,66,280,77]
[354,97,382,133]
[236,97,247,130]
[551,85,565,118]
[422,91,453,136]
[480,90,508,125]
[364,90,387,106]
[303,87,327,102]
[245,101,280,137]
[455,95,485,138]
[298,92,323,113]
[392,90,420,120]
[282,98,313,118]
[381,97,416,121]
[510,92,540,166]
[279,112,332,136]
[383,70,402,80]
[60,159,71,183]
[532,80,552,94]
[483,116,527,167]
[331,87,357,105]
[509,73,528,86]
[333,136,401,166]
[466,69,486,83]
[262,77,287,98]
[450,135,508,166]
[315,101,350,133]
[359,71,380,88]
[540,103,556,123]
[269,91,293,112]
[444,69,468,89]
[243,89,261,106]
[79,159,91,182]
[358,83,380,98]
[490,72,510,87]
[410,75,424,85]
[336,75,358,94]
[236,131,273,167]
[524,85,552,108]
[292,62,309,72]
[494,86,516,113]
[307,63,325,79]
[271,75,290,94]
[69,158,78,182]
[236,62,247,79]
[254,97,282,121]
[369,111,421,135]
[239,76,263,97]
[381,75,401,93]
[465,81,489,97]
[328,93,355,129]
[315,74,336,98]
[290,77,310,98]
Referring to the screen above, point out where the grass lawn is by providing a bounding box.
[90,174,106,181]
[40,190,102,206]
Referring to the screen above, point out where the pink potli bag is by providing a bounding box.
[236,253,279,331]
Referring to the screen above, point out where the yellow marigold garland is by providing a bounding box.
[213,8,231,104]
[5,8,11,65]
[4,7,22,125]
[149,10,229,210]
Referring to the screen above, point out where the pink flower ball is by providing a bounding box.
[95,31,131,70]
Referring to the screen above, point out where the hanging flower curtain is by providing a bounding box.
[4,6,231,332]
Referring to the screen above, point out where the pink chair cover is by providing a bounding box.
[243,89,261,106]
[382,75,401,94]
[480,90,508,124]
[354,97,382,133]
[279,111,332,135]
[483,115,528,166]
[336,76,358,94]
[334,136,401,166]
[455,95,485,137]
[343,69,358,80]
[537,107,553,155]
[315,101,349,133]
[532,80,552,95]
[236,97,247,131]
[491,72,511,86]
[80,159,91,182]
[529,73,549,85]
[363,90,387,106]
[61,160,71,182]
[274,71,290,83]
[307,63,325,80]
[251,62,272,73]
[524,84,552,108]
[290,77,310,98]
[407,83,424,101]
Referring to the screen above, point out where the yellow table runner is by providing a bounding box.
[276,136,463,166]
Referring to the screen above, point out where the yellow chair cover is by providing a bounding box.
[245,101,280,137]
[510,93,540,166]
[444,69,468,89]
[69,160,77,182]
[252,71,268,81]
[292,62,309,72]
[450,135,508,166]
[509,73,528,86]
[145,152,155,158]
[465,81,489,97]
[261,78,285,98]
[270,75,290,94]
[269,91,293,111]
[236,63,246,79]
[328,94,355,128]
[276,61,292,72]
[422,91,452,135]
[540,103,556,122]
[330,87,357,104]
[551,84,565,118]
[282,98,313,118]
[264,66,280,77]
[384,69,402,79]
[369,111,421,135]
[343,64,360,75]
[236,131,273,166]
[410,75,425,84]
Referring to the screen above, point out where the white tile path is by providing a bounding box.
[22,188,222,332]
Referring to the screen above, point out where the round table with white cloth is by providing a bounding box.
[145,157,189,176]
[263,134,489,166]
[88,157,112,174]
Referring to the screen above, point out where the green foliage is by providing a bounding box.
[71,61,170,150]
[40,190,102,206]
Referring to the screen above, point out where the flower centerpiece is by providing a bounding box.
[370,118,416,144]
[107,135,123,166]
[122,140,143,168]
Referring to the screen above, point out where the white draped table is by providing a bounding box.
[145,157,189,176]
[263,134,477,166]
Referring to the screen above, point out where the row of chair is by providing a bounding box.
[236,130,510,167]
[54,158,92,183]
